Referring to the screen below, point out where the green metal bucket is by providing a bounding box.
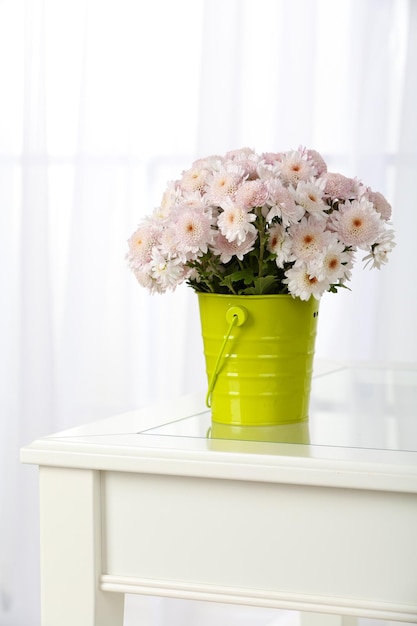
[209,420,310,444]
[198,293,319,426]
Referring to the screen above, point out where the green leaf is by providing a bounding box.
[240,275,277,295]
[328,282,352,294]
[219,268,253,288]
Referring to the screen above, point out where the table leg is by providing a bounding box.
[301,613,357,626]
[39,467,124,626]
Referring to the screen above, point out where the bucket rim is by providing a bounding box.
[196,292,308,301]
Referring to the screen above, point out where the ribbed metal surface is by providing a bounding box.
[198,294,319,426]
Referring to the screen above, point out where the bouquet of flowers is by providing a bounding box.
[127,146,395,300]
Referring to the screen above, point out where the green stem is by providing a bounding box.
[211,267,237,294]
[257,208,266,278]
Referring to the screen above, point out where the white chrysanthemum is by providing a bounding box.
[180,190,209,208]
[132,265,162,294]
[211,230,257,263]
[192,155,223,172]
[362,228,396,269]
[238,154,262,180]
[217,200,257,244]
[264,179,304,225]
[257,159,281,181]
[267,223,292,268]
[288,216,335,263]
[173,207,214,255]
[310,241,354,283]
[226,148,261,179]
[277,150,316,186]
[158,181,181,218]
[330,198,384,249]
[186,266,201,283]
[293,179,327,219]
[283,262,331,301]
[126,223,161,269]
[150,250,184,291]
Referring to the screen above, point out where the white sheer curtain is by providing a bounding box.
[1,0,416,624]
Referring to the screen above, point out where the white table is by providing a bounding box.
[21,361,417,626]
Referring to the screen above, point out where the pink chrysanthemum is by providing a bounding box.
[235,179,269,210]
[173,207,214,255]
[324,173,357,200]
[261,152,283,166]
[126,224,161,269]
[330,199,384,249]
[306,149,327,176]
[159,225,182,259]
[367,190,392,221]
[211,230,257,263]
[225,147,255,160]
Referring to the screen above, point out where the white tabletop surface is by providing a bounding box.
[21,360,417,494]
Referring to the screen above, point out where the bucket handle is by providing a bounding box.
[205,306,248,408]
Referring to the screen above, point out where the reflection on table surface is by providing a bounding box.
[141,365,417,452]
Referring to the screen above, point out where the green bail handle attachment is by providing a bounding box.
[205,305,248,408]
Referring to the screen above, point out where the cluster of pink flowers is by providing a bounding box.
[127,147,395,300]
